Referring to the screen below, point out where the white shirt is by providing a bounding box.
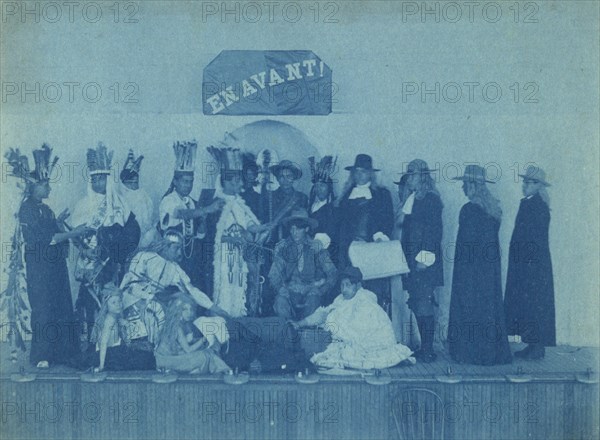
[348,183,372,200]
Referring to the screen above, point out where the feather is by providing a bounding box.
[4,148,31,181]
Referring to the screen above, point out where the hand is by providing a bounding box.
[204,199,226,215]
[288,320,300,330]
[82,247,98,259]
[313,279,326,288]
[93,366,104,373]
[56,208,70,223]
[73,224,95,237]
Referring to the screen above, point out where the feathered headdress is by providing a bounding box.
[4,148,33,183]
[207,146,243,174]
[309,155,337,184]
[121,149,144,176]
[87,142,113,175]
[4,144,58,183]
[173,140,198,174]
[32,144,59,182]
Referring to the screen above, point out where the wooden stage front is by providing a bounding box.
[1,344,598,440]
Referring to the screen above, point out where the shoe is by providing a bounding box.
[514,345,532,358]
[419,351,437,363]
[526,345,545,360]
[36,360,49,369]
[412,349,425,359]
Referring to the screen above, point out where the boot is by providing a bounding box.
[416,315,437,363]
[514,344,533,358]
[526,344,545,360]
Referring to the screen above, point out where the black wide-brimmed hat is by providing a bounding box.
[344,154,380,172]
[518,165,551,187]
[452,165,495,184]
[282,208,318,229]
[270,160,302,180]
[394,159,438,184]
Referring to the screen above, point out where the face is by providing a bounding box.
[462,180,475,200]
[31,181,51,200]
[277,168,296,189]
[122,175,139,191]
[407,172,423,191]
[222,174,244,195]
[91,174,107,195]
[522,179,541,197]
[314,182,330,201]
[181,303,194,322]
[244,168,258,186]
[163,240,183,262]
[352,168,371,186]
[107,296,123,314]
[290,224,308,243]
[174,174,194,197]
[341,278,360,300]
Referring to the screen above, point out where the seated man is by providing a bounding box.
[269,209,337,320]
[120,230,229,318]
[292,267,414,371]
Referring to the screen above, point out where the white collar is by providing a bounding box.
[348,183,372,200]
[311,199,327,213]
[402,192,416,214]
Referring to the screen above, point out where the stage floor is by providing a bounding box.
[1,342,598,381]
[1,343,598,440]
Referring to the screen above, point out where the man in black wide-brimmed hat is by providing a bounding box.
[336,154,394,309]
[396,159,444,363]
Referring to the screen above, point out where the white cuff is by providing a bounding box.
[415,250,436,267]
[314,233,331,249]
[372,232,390,242]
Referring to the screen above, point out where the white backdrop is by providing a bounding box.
[1,1,598,346]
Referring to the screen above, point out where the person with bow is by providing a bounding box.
[72,143,141,341]
[158,140,224,291]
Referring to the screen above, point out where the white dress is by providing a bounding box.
[305,288,414,370]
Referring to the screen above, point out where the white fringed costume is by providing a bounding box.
[212,191,260,318]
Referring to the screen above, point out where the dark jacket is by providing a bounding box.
[337,185,394,268]
[504,193,556,346]
[269,237,337,296]
[401,192,444,291]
